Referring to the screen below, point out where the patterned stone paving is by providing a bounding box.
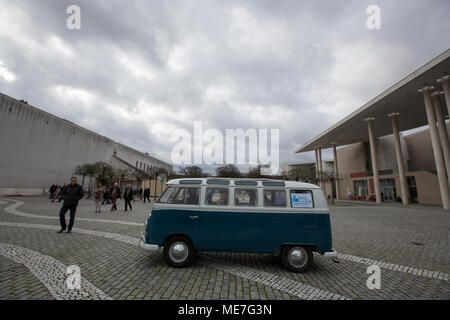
[0,197,448,300]
[0,243,111,300]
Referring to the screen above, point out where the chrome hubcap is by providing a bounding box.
[288,247,308,268]
[169,241,189,263]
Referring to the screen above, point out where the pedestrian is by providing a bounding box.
[51,185,60,202]
[102,187,110,205]
[57,177,84,233]
[110,183,120,211]
[143,187,151,203]
[144,187,151,203]
[124,184,133,212]
[57,183,66,202]
[49,184,57,199]
[116,185,122,200]
[93,183,105,213]
[138,187,143,200]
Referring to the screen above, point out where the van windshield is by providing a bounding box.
[157,186,173,203]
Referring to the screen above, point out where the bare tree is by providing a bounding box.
[85,164,96,194]
[73,164,90,189]
[246,165,264,178]
[93,161,115,186]
[283,167,316,183]
[322,169,341,205]
[216,164,242,178]
[116,168,131,189]
[179,166,206,177]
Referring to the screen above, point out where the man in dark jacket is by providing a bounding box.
[124,184,134,211]
[143,187,151,203]
[49,184,57,199]
[58,177,84,233]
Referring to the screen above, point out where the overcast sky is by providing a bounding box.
[1,0,449,174]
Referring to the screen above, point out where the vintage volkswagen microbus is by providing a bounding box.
[140,178,337,272]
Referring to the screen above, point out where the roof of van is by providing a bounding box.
[167,178,320,189]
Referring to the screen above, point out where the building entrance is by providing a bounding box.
[380,178,396,202]
[353,180,369,198]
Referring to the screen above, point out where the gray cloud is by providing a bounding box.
[1,0,449,173]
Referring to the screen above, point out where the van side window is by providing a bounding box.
[263,189,286,207]
[290,190,314,208]
[167,187,199,205]
[205,187,229,206]
[235,188,258,206]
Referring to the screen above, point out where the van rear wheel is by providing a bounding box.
[163,236,195,268]
[281,246,313,272]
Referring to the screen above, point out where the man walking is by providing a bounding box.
[110,183,120,211]
[58,177,84,233]
[57,183,66,202]
[49,184,57,200]
[51,185,60,202]
[124,184,133,212]
[143,187,151,203]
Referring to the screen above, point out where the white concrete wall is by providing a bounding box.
[114,143,172,172]
[0,93,171,195]
[374,134,408,173]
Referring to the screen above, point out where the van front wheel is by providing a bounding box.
[281,246,313,272]
[164,236,195,268]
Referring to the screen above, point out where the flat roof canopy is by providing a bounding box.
[296,49,450,153]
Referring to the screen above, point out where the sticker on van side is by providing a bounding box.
[291,191,314,208]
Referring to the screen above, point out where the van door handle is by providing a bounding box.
[189,215,199,220]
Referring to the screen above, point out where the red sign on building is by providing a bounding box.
[350,172,369,178]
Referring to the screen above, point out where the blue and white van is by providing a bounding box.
[140,178,338,272]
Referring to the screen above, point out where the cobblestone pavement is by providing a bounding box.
[0,197,448,300]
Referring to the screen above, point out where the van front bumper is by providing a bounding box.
[323,249,338,260]
[139,232,160,251]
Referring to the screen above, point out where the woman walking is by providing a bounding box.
[124,184,133,212]
[93,184,105,213]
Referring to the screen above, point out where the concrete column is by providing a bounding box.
[418,86,450,210]
[331,143,340,200]
[437,75,450,118]
[314,148,319,181]
[318,146,323,189]
[365,117,382,204]
[432,91,450,188]
[388,112,409,205]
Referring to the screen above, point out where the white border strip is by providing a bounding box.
[0,222,139,246]
[338,253,449,281]
[203,256,349,300]
[1,199,143,226]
